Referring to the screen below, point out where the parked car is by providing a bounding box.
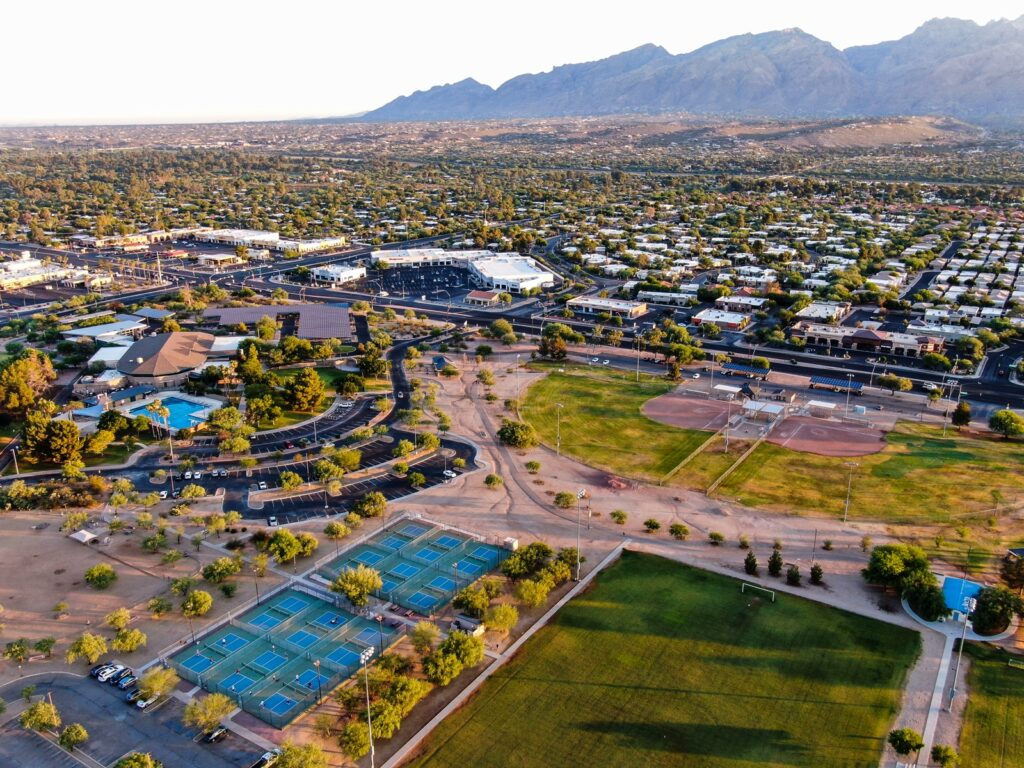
[110,667,134,684]
[159,491,168,499]
[136,694,159,710]
[258,481,268,490]
[117,674,138,690]
[692,372,700,379]
[267,516,279,527]
[204,725,228,743]
[194,471,203,480]
[183,471,193,480]
[97,664,124,683]
[602,359,610,365]
[249,748,283,768]
[124,688,143,703]
[443,469,457,479]
[90,663,113,678]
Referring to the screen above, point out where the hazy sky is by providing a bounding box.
[6,0,1022,125]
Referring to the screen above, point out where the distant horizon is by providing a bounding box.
[3,1,1022,126]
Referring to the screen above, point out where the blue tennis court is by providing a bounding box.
[381,578,400,593]
[392,562,421,578]
[221,671,256,693]
[313,611,348,629]
[326,646,361,668]
[434,534,462,549]
[457,561,482,577]
[400,523,429,537]
[261,693,297,716]
[428,575,457,591]
[295,668,328,688]
[286,630,319,649]
[215,633,248,653]
[355,550,385,565]
[249,612,282,631]
[942,576,983,612]
[470,545,498,562]
[278,596,309,614]
[379,534,408,550]
[250,651,288,673]
[181,654,214,673]
[354,627,379,645]
[407,591,441,610]
[414,547,443,562]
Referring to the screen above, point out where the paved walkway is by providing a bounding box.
[380,541,630,768]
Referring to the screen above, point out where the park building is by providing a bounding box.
[370,248,557,294]
[566,296,648,319]
[116,332,216,388]
[714,296,769,313]
[310,264,367,286]
[790,322,944,357]
[691,308,751,331]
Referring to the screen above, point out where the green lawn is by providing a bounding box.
[257,395,332,430]
[408,552,920,768]
[719,422,1024,523]
[273,366,352,392]
[521,365,709,481]
[959,643,1024,768]
[673,435,753,491]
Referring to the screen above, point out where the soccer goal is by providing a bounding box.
[741,582,776,603]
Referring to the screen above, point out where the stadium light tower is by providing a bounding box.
[842,462,859,524]
[575,488,587,581]
[948,596,977,711]
[361,646,376,767]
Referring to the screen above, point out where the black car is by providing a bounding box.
[89,663,111,677]
[110,667,134,685]
[124,688,143,703]
[204,725,228,743]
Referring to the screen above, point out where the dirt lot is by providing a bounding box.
[767,415,889,457]
[642,390,732,431]
[0,509,286,686]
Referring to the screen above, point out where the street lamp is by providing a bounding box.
[575,488,586,581]
[376,614,385,656]
[842,462,859,524]
[844,374,854,418]
[10,446,18,476]
[555,403,564,457]
[313,659,322,705]
[948,596,977,710]
[361,647,376,768]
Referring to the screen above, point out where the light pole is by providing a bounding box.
[844,374,854,418]
[10,446,18,476]
[515,354,521,401]
[842,462,859,524]
[574,488,586,581]
[555,403,563,457]
[361,647,376,768]
[376,614,385,656]
[252,564,261,605]
[313,659,322,705]
[948,596,977,711]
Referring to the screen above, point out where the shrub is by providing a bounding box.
[484,474,503,489]
[786,565,801,586]
[708,531,725,546]
[525,461,541,474]
[768,549,784,577]
[553,491,576,509]
[610,510,627,525]
[643,518,661,533]
[669,523,689,540]
[738,534,750,549]
[220,582,238,598]
[810,563,824,585]
[743,551,758,576]
[84,563,117,590]
[822,539,834,551]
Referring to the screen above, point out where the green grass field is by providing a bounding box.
[521,365,709,481]
[407,552,920,768]
[719,422,1024,523]
[273,365,352,392]
[959,643,1024,767]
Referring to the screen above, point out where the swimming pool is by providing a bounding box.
[130,396,208,431]
[942,576,983,613]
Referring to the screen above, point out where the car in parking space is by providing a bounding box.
[340,400,355,409]
[194,471,203,480]
[124,688,143,703]
[159,490,168,499]
[258,481,268,490]
[110,667,134,685]
[136,693,159,710]
[97,664,125,682]
[184,471,193,480]
[602,359,610,365]
[692,372,700,379]
[267,516,279,527]
[250,748,283,768]
[284,441,295,449]
[117,674,138,690]
[590,357,599,364]
[204,725,228,743]
[443,469,457,479]
[90,663,114,678]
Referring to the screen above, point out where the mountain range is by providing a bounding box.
[361,16,1024,123]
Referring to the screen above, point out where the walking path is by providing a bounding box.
[380,541,630,768]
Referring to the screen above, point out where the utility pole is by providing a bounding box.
[574,488,586,581]
[842,462,859,524]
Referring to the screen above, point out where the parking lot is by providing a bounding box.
[349,265,475,302]
[248,399,375,455]
[0,674,258,768]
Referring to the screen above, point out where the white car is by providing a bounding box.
[602,360,610,366]
[97,664,125,683]
[159,491,168,499]
[258,481,268,490]
[267,516,279,527]
[340,400,355,409]
[136,693,159,710]
[692,372,701,380]
[590,357,599,364]
[194,471,203,480]
[183,471,193,480]
[443,469,457,479]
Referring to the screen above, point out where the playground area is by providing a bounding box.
[766,416,888,457]
[317,519,508,614]
[169,587,401,727]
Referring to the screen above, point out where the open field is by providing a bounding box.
[407,552,920,768]
[522,366,709,481]
[959,643,1024,767]
[672,435,753,490]
[273,365,353,392]
[720,422,1024,523]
